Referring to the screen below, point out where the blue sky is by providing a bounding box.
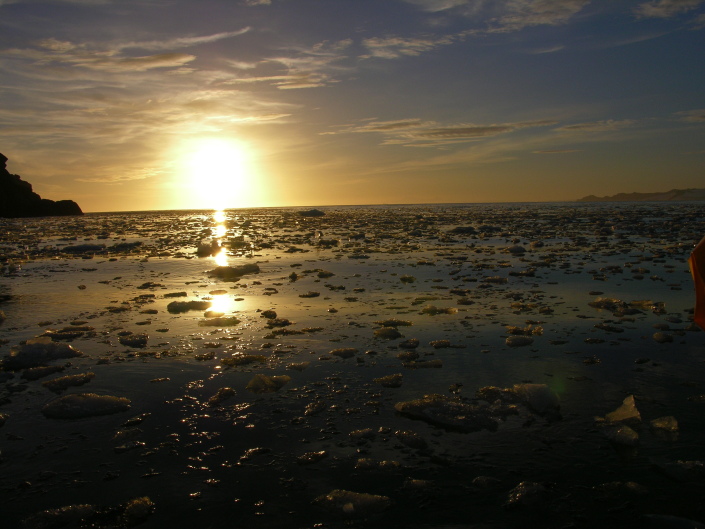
[0,0,703,211]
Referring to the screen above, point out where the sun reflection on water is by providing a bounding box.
[213,247,229,267]
[209,293,235,315]
[211,210,228,266]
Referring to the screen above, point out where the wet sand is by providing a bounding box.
[1,203,704,528]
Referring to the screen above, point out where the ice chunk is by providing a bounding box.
[42,372,95,393]
[123,496,154,523]
[118,333,148,348]
[603,395,641,424]
[604,424,639,446]
[297,451,328,465]
[3,337,83,370]
[22,504,97,528]
[42,393,131,419]
[394,394,498,432]
[650,416,679,432]
[314,489,391,516]
[199,316,240,327]
[207,387,235,407]
[505,481,548,509]
[512,383,559,415]
[355,458,401,470]
[374,327,402,339]
[374,373,403,388]
[394,430,428,450]
[245,374,291,393]
[329,347,358,359]
[207,264,260,281]
[506,335,533,347]
[167,300,211,313]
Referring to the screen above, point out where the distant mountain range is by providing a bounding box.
[578,188,705,202]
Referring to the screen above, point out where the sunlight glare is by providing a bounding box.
[209,293,235,315]
[184,138,255,210]
[213,247,229,267]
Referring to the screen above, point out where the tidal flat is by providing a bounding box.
[1,203,704,529]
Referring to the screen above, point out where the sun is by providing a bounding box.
[183,138,255,210]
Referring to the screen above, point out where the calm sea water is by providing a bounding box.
[1,202,704,528]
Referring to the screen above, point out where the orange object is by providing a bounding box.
[689,236,705,331]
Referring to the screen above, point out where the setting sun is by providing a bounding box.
[180,138,258,210]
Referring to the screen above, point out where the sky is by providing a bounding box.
[0,0,704,212]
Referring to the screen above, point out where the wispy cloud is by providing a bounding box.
[533,149,581,154]
[635,0,705,18]
[221,39,353,89]
[361,34,455,59]
[488,0,592,32]
[676,108,705,122]
[556,119,637,132]
[402,0,474,13]
[3,43,196,72]
[1,30,249,73]
[118,29,251,52]
[329,118,557,147]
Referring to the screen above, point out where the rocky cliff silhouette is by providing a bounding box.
[0,152,82,218]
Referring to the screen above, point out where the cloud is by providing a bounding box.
[331,117,556,146]
[222,40,353,89]
[361,35,455,59]
[402,0,473,12]
[354,119,427,132]
[5,44,196,72]
[676,108,705,122]
[118,29,251,52]
[488,0,592,32]
[635,0,704,18]
[556,119,636,132]
[1,29,249,74]
[533,149,581,154]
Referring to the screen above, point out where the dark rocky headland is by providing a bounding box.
[578,188,705,202]
[0,152,82,218]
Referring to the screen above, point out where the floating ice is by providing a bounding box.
[42,393,131,419]
[394,394,499,432]
[604,424,639,446]
[207,263,260,281]
[505,335,533,347]
[650,416,679,432]
[512,383,560,415]
[167,300,211,313]
[330,347,358,359]
[118,333,148,348]
[505,481,549,509]
[602,395,641,424]
[314,489,391,516]
[3,336,83,370]
[207,387,235,406]
[374,373,403,388]
[245,374,291,393]
[42,372,95,393]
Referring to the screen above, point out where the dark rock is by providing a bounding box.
[0,153,83,218]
